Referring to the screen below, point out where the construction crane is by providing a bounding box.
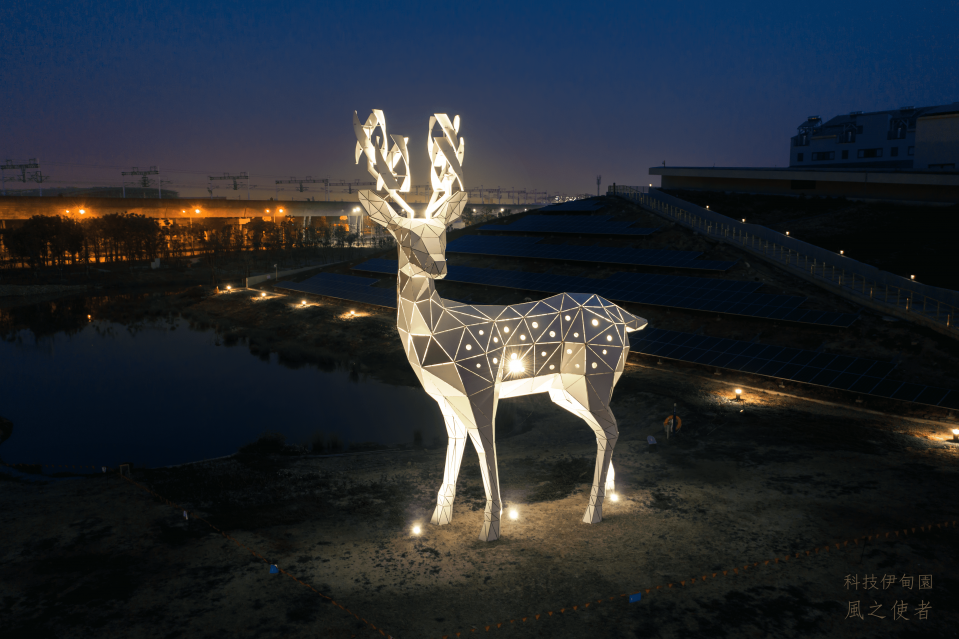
[209,172,250,200]
[273,177,376,201]
[121,166,161,199]
[1,158,41,196]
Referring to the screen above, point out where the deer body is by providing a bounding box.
[354,110,647,541]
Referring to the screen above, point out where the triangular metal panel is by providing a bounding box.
[423,336,454,366]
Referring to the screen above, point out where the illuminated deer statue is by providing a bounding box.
[353,109,647,541]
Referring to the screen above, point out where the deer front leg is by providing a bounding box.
[469,418,502,542]
[431,409,467,526]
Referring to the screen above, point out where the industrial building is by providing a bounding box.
[651,102,959,203]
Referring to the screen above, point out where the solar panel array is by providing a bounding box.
[630,328,959,409]
[536,199,606,212]
[447,235,737,271]
[479,214,659,236]
[275,272,396,308]
[352,259,859,327]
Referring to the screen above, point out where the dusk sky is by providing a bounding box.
[2,1,957,198]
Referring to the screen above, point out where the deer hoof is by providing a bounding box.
[583,505,603,524]
[431,504,453,526]
[479,520,500,542]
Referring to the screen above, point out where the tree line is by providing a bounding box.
[0,213,394,270]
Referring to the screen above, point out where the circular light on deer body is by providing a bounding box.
[503,326,510,333]
[565,315,571,321]
[567,349,572,354]
[575,364,580,368]
[511,353,517,360]
[592,319,599,326]
[602,349,607,354]
[532,322,538,328]
[541,351,546,356]
[592,362,597,369]
[465,344,472,350]
[573,332,579,338]
[479,330,484,335]
[492,358,498,364]
[549,331,555,337]
[493,337,499,343]
[520,335,526,340]
[549,365,555,370]
[607,335,612,341]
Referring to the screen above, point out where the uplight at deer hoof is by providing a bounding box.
[412,525,421,535]
[610,493,619,502]
[509,509,519,520]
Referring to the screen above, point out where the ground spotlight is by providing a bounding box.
[735,388,742,401]
[412,525,421,535]
[261,292,266,297]
[226,285,232,291]
[509,509,518,520]
[301,300,306,306]
[610,493,619,502]
[951,428,959,443]
[350,310,355,316]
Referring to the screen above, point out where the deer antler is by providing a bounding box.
[354,110,414,217]
[425,114,466,222]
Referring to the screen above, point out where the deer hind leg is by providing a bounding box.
[465,393,502,542]
[431,402,468,526]
[547,389,619,524]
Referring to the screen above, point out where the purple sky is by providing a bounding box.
[2,1,957,198]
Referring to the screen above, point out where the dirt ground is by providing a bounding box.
[2,363,958,638]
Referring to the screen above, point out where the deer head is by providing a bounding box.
[355,110,468,279]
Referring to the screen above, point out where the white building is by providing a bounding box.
[790,103,959,171]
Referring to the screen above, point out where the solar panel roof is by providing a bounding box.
[535,199,607,212]
[629,328,959,410]
[447,235,736,271]
[479,214,659,236]
[275,272,396,308]
[351,259,859,327]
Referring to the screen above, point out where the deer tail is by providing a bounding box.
[619,308,648,333]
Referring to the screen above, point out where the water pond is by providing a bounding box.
[0,297,443,470]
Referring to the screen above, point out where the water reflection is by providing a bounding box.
[0,297,443,469]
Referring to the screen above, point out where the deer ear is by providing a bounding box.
[434,191,468,227]
[359,191,402,230]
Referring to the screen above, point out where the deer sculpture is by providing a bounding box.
[353,109,647,541]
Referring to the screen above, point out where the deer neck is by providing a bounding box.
[397,270,439,308]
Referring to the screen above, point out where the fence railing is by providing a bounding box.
[609,185,959,336]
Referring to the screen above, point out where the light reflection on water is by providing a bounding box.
[0,316,443,469]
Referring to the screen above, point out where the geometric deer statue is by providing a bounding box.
[353,109,647,541]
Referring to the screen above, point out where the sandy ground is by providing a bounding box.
[3,362,958,639]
